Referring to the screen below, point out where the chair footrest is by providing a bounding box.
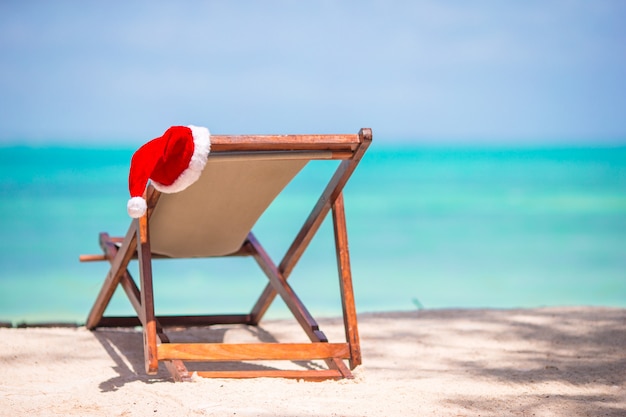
[157,342,350,362]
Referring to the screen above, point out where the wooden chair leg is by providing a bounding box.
[136,217,159,375]
[86,226,137,329]
[332,192,361,369]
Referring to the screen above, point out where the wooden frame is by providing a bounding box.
[80,128,372,381]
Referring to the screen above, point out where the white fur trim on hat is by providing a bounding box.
[127,196,147,218]
[152,125,211,193]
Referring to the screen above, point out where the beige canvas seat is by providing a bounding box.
[80,128,372,381]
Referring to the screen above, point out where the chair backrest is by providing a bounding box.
[146,130,372,258]
[149,156,307,257]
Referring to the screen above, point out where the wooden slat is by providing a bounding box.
[209,134,360,153]
[193,369,347,380]
[157,342,350,362]
[207,150,339,161]
[119,271,145,325]
[79,254,108,262]
[332,193,362,369]
[85,228,137,329]
[247,234,327,343]
[95,314,253,328]
[137,215,159,374]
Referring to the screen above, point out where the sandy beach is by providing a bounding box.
[0,307,624,416]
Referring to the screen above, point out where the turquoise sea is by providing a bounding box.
[0,144,625,324]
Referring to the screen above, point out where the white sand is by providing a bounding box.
[1,307,624,416]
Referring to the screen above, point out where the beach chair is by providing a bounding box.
[80,128,372,381]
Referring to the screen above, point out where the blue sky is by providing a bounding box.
[1,1,625,145]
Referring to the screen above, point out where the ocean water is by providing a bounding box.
[0,144,625,324]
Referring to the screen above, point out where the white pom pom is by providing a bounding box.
[127,197,147,218]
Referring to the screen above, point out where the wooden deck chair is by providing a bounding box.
[80,128,372,381]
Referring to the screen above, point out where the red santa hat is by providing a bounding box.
[127,125,211,218]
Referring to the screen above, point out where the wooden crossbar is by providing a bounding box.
[208,134,361,153]
[157,342,350,362]
[94,314,254,328]
[193,369,345,381]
